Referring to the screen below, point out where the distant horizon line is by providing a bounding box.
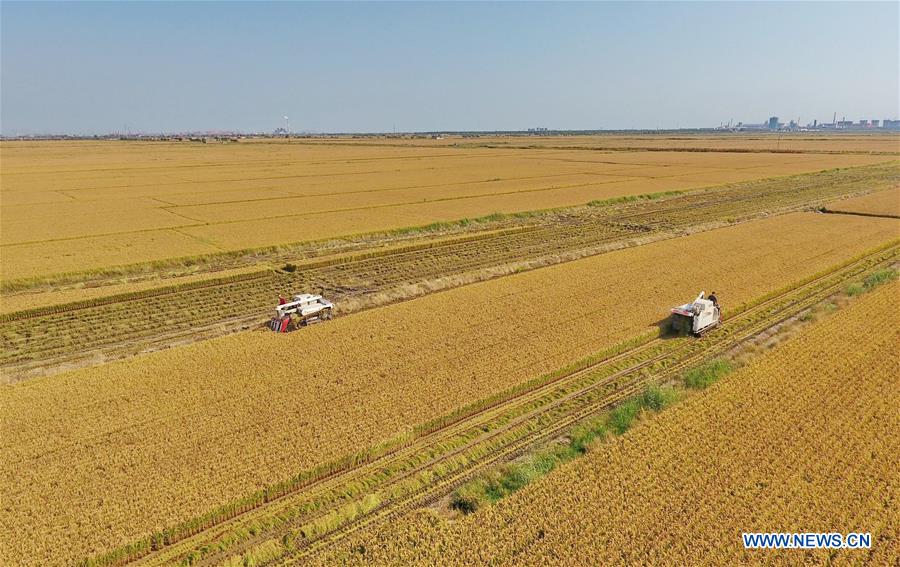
[5,123,900,139]
[5,112,900,139]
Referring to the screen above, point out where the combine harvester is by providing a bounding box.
[269,294,335,332]
[670,291,721,336]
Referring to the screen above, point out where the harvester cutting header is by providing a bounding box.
[269,294,335,332]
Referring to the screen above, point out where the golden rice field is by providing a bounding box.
[0,139,892,281]
[1,212,897,565]
[827,186,900,217]
[483,132,900,153]
[317,280,900,566]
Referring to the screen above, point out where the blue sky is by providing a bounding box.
[2,1,897,134]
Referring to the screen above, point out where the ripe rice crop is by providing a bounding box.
[827,187,900,217]
[0,265,263,315]
[0,231,221,286]
[0,212,897,565]
[315,280,900,566]
[1,139,891,281]
[258,132,900,154]
[443,133,900,154]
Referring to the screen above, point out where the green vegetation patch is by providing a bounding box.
[846,267,897,296]
[682,358,734,390]
[587,190,685,208]
[450,384,678,514]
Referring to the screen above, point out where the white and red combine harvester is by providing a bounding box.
[670,291,720,336]
[269,294,335,332]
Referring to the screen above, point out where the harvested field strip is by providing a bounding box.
[310,280,900,567]
[0,222,633,377]
[3,163,897,381]
[1,212,898,565]
[0,227,534,323]
[102,246,898,567]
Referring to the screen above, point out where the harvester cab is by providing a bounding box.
[670,291,720,336]
[269,294,335,332]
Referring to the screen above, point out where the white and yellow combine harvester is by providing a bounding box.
[670,291,721,336]
[268,294,335,332]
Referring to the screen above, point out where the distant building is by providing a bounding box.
[734,121,768,131]
[884,119,900,130]
[767,116,779,130]
[870,120,880,128]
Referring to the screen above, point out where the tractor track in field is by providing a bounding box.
[95,244,896,567]
[3,164,898,382]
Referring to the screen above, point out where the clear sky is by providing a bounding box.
[2,1,898,134]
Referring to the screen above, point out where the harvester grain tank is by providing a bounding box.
[670,291,720,336]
